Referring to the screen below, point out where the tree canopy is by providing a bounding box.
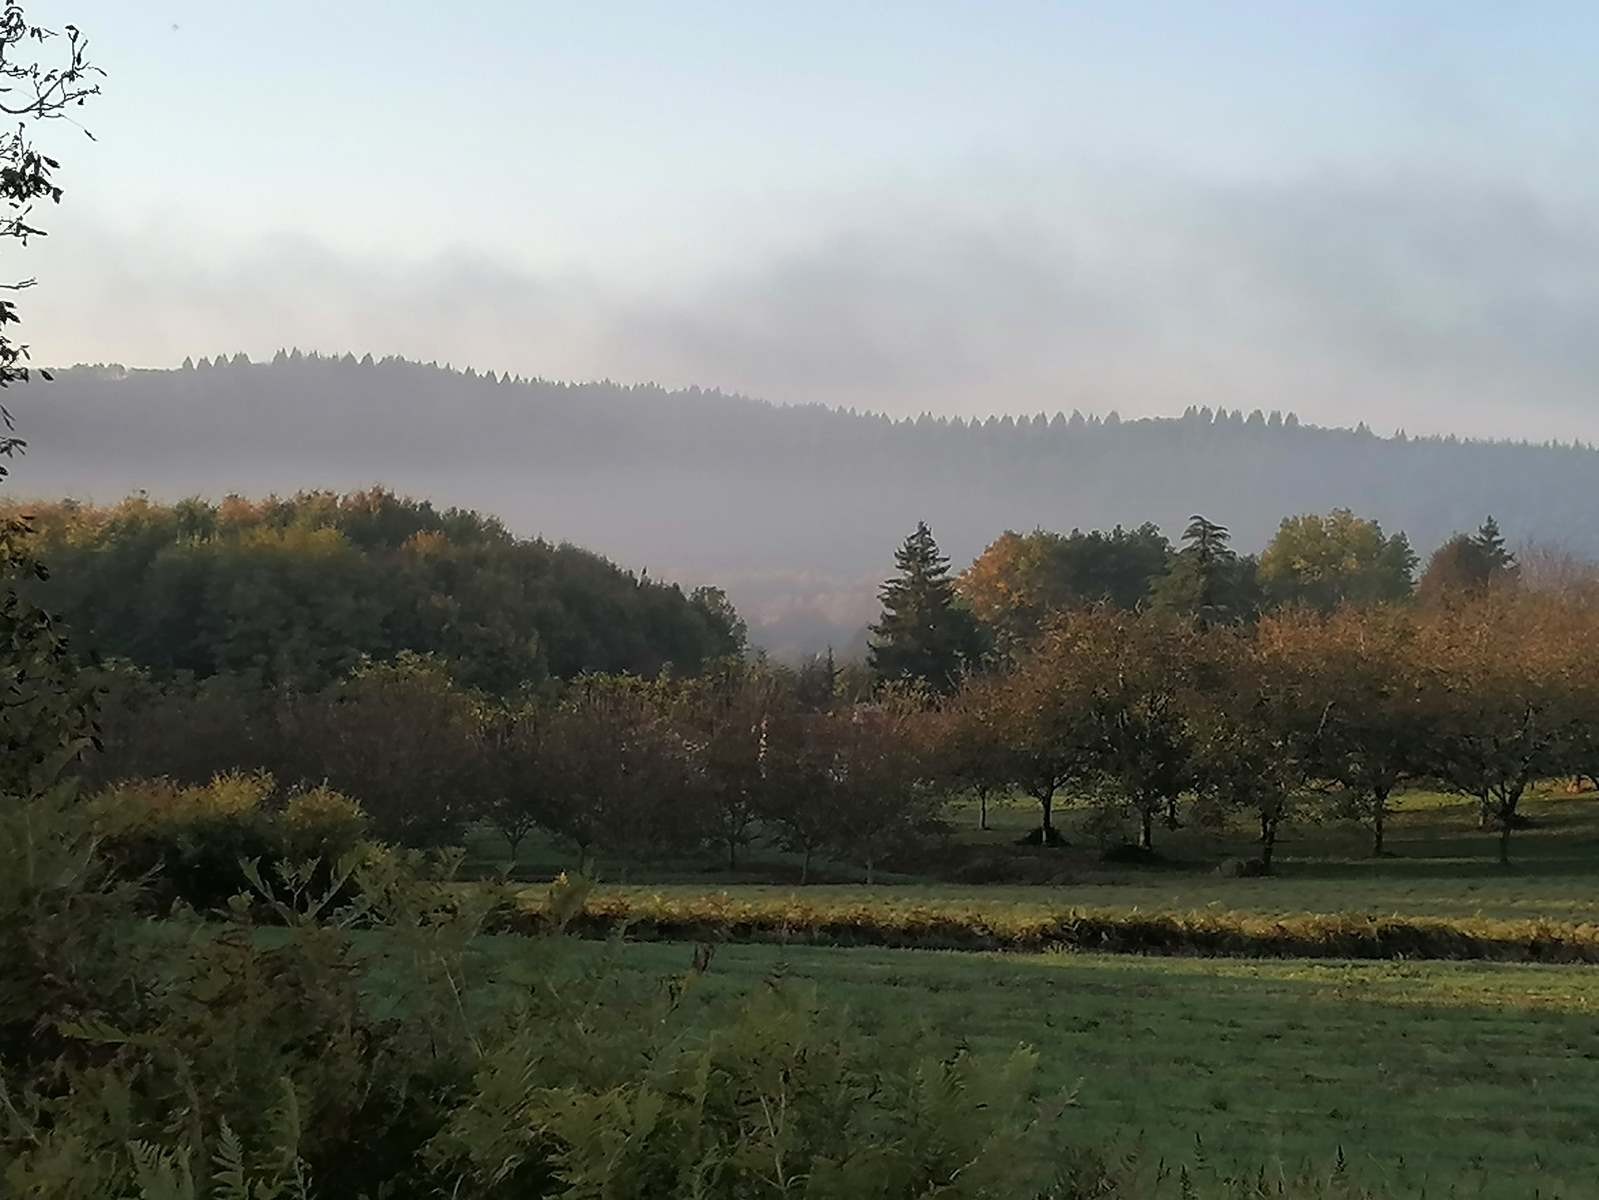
[868,521,983,692]
[4,489,746,692]
[957,524,1171,654]
[1258,508,1416,611]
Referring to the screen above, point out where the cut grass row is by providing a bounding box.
[509,887,1599,964]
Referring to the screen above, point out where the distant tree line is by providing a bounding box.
[21,353,1599,657]
[927,507,1514,672]
[3,489,745,692]
[66,499,1596,877]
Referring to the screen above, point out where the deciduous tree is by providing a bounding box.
[1258,509,1416,611]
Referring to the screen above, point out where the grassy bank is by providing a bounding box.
[509,885,1599,963]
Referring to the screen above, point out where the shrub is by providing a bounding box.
[91,773,368,910]
[279,784,369,861]
[1216,856,1270,878]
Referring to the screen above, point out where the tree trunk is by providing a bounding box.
[800,846,812,886]
[1040,790,1054,839]
[727,836,737,871]
[978,787,990,831]
[1164,795,1181,830]
[1478,793,1493,830]
[864,857,875,885]
[1139,807,1154,851]
[1370,791,1387,857]
[1498,814,1513,865]
[1259,812,1277,872]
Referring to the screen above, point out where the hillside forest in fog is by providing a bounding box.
[15,352,1597,655]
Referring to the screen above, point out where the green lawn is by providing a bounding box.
[498,790,1599,924]
[472,935,1599,1197]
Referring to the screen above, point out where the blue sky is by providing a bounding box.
[23,1,1599,439]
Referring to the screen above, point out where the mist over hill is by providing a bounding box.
[13,353,1597,656]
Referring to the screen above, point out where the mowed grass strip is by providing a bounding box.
[510,887,1599,964]
[476,938,1599,1197]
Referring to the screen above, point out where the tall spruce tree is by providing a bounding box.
[868,521,982,692]
[1471,516,1518,575]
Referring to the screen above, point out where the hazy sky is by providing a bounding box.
[22,2,1599,439]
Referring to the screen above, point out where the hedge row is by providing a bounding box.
[508,889,1599,964]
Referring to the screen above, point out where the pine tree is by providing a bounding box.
[1471,516,1516,574]
[868,522,982,692]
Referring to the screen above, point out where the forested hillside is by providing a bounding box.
[15,353,1597,653]
[4,489,744,691]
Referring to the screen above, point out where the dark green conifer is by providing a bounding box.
[868,521,982,692]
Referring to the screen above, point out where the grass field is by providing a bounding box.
[469,935,1599,1197]
[495,789,1599,925]
[451,787,1599,1193]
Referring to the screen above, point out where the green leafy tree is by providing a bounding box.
[1190,628,1320,872]
[1258,508,1416,611]
[868,521,983,692]
[7,489,745,692]
[957,523,1172,655]
[1070,610,1202,851]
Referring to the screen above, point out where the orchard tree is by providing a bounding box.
[1414,594,1584,863]
[869,521,984,692]
[1191,629,1322,872]
[822,694,940,883]
[1258,509,1416,611]
[474,699,555,863]
[935,671,1012,831]
[289,654,480,846]
[1257,607,1429,855]
[540,673,699,873]
[759,693,938,884]
[991,622,1099,845]
[759,706,849,884]
[1067,610,1202,851]
[679,664,789,870]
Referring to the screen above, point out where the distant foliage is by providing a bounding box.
[1417,516,1520,605]
[1149,516,1261,627]
[957,524,1171,656]
[1258,508,1416,611]
[2,488,745,690]
[19,354,1599,652]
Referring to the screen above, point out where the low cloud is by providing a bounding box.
[27,165,1599,442]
